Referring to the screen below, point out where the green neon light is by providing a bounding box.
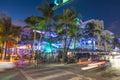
[63,0,69,3]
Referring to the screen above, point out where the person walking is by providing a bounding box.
[34,53,38,68]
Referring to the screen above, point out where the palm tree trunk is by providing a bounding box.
[5,41,9,60]
[2,41,7,61]
[66,38,72,54]
[73,37,76,54]
[0,43,3,60]
[92,38,95,50]
[65,38,72,63]
[97,33,101,47]
[49,36,53,54]
[33,30,36,57]
[38,34,42,54]
[37,34,42,63]
[104,42,107,51]
[63,35,68,60]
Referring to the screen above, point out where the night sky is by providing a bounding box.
[0,0,120,36]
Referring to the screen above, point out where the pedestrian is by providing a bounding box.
[34,53,38,68]
[29,54,32,64]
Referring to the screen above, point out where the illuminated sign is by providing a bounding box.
[63,0,69,3]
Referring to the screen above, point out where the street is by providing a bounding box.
[0,69,27,80]
[1,59,120,80]
[20,64,96,80]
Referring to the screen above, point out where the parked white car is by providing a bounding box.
[0,62,16,70]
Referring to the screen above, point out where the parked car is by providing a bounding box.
[0,61,16,71]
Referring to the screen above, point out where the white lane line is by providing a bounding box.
[36,71,71,80]
[20,69,34,80]
[81,65,98,70]
[69,77,83,80]
[25,68,54,73]
[57,68,96,80]
[29,69,61,76]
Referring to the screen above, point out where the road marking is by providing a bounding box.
[20,70,34,80]
[35,72,71,80]
[1,72,18,80]
[29,69,61,76]
[25,68,55,73]
[57,68,96,80]
[69,77,83,80]
[22,67,96,80]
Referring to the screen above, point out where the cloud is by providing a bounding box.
[108,21,120,37]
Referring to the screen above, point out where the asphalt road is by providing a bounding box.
[0,69,27,80]
[0,62,120,80]
[21,65,96,80]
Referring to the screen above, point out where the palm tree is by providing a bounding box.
[85,20,103,50]
[25,2,55,64]
[37,2,55,55]
[54,8,81,61]
[25,16,44,55]
[101,30,114,51]
[112,35,119,50]
[36,2,54,31]
[93,20,104,46]
[0,13,22,60]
